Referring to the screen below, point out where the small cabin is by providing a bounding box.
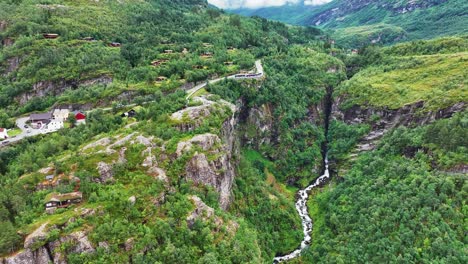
[151,60,162,66]
[43,33,59,39]
[202,43,213,48]
[121,109,137,118]
[109,42,121,47]
[82,37,94,41]
[200,51,213,58]
[164,50,174,54]
[224,61,234,66]
[151,59,169,67]
[351,49,359,55]
[192,65,204,69]
[156,76,167,82]
[227,46,235,51]
[45,192,82,213]
[73,111,86,125]
[182,48,189,54]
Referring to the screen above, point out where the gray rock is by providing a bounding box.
[128,196,136,205]
[24,223,48,249]
[95,162,114,183]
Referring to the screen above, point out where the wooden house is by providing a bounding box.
[45,192,82,213]
[200,51,213,58]
[109,42,121,47]
[30,112,52,128]
[164,50,174,54]
[43,33,59,39]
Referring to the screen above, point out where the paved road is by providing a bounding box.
[0,117,63,147]
[1,60,265,148]
[186,59,264,100]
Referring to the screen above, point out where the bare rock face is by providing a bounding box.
[243,104,275,148]
[24,223,49,249]
[16,76,112,105]
[183,133,236,210]
[186,196,215,227]
[171,96,236,132]
[2,226,95,264]
[171,104,212,132]
[2,248,51,264]
[95,162,114,183]
[3,56,21,75]
[81,137,111,152]
[124,238,135,252]
[60,231,95,254]
[176,133,221,158]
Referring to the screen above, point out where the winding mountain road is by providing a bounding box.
[1,60,264,148]
[273,158,331,263]
[186,59,264,100]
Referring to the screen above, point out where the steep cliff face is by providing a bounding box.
[180,115,239,209]
[15,76,112,105]
[332,98,466,153]
[1,219,96,264]
[308,0,449,26]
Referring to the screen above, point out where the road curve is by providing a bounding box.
[186,59,264,100]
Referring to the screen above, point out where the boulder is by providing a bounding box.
[95,162,114,183]
[128,196,136,206]
[24,223,48,249]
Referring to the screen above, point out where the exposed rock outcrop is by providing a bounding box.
[334,100,466,158]
[24,223,49,249]
[16,76,112,105]
[171,95,236,132]
[186,196,216,227]
[1,226,95,264]
[95,162,114,183]
[182,132,237,210]
[2,248,51,264]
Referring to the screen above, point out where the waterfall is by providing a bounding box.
[273,157,330,263]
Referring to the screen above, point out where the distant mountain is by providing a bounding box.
[231,4,319,25]
[230,0,468,47]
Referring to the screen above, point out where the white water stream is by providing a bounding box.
[273,157,330,263]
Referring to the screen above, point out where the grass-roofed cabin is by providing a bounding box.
[44,192,82,214]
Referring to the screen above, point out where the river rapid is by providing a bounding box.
[273,157,330,263]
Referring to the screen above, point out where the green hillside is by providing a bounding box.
[230,0,468,47]
[0,1,466,263]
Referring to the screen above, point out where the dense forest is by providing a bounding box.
[0,0,466,263]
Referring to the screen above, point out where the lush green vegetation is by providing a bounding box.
[302,112,467,263]
[337,37,468,111]
[0,0,318,122]
[231,0,468,47]
[231,149,302,258]
[210,46,345,186]
[0,1,466,263]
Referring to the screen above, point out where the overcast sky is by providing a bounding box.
[208,0,333,9]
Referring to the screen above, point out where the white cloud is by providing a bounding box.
[208,0,333,9]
